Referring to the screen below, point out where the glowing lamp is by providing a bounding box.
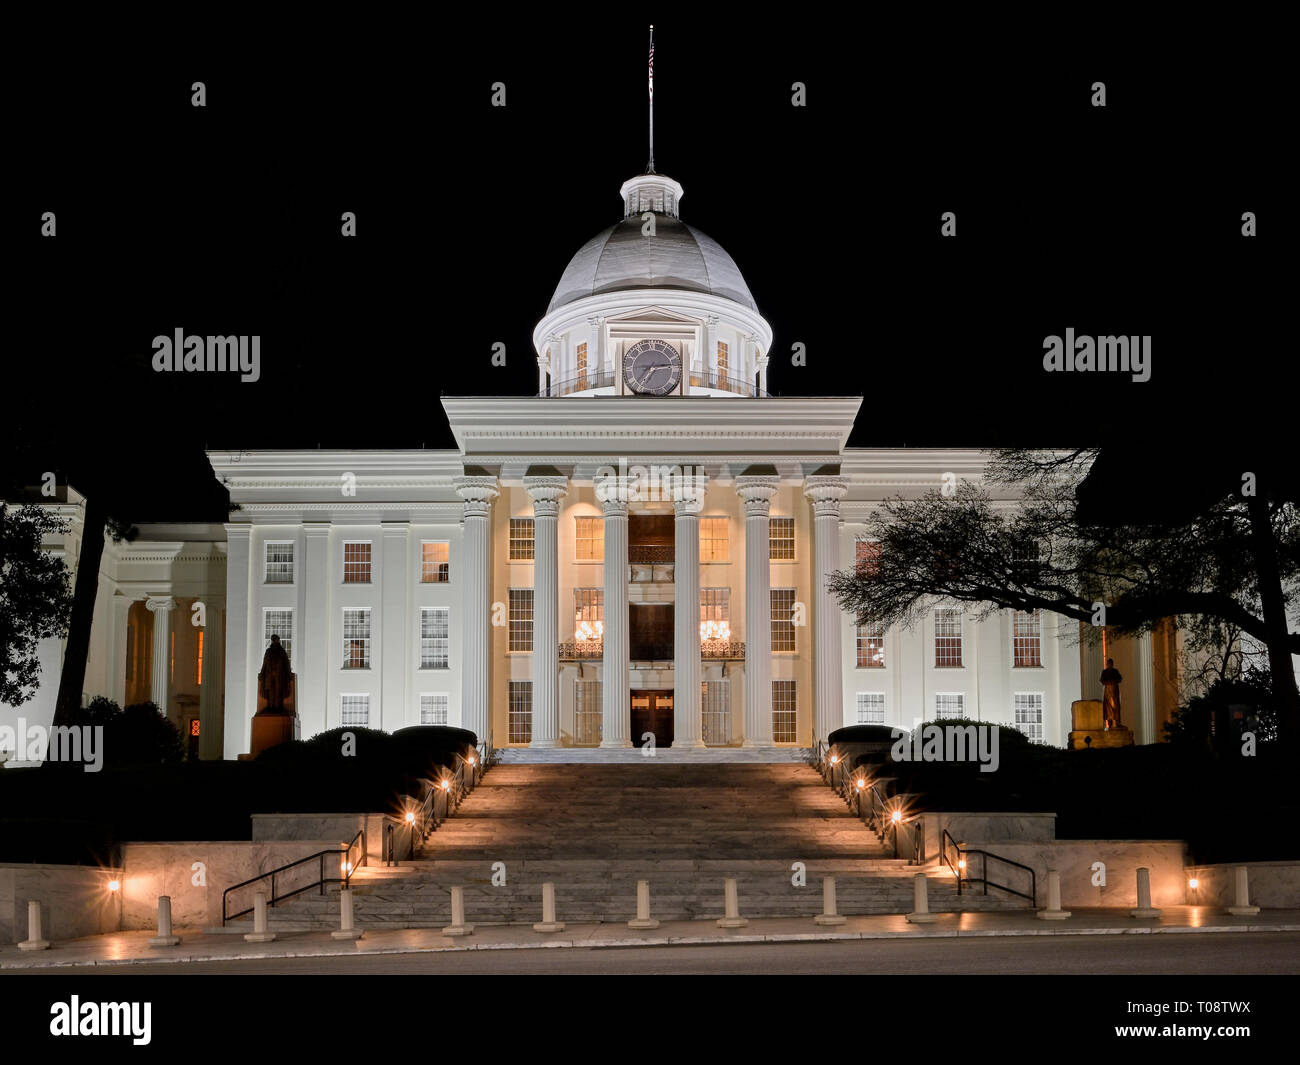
[108,880,121,892]
[891,810,902,824]
[440,779,451,791]
[958,859,966,870]
[1188,878,1199,890]
[855,778,866,790]
[405,811,416,824]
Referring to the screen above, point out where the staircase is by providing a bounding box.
[232,762,1015,930]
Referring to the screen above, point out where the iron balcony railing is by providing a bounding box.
[558,639,746,662]
[538,369,768,398]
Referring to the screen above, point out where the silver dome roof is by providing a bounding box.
[547,215,759,314]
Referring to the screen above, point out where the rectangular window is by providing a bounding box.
[509,518,535,561]
[934,692,965,719]
[856,692,886,725]
[702,679,731,745]
[420,607,450,669]
[769,517,795,560]
[342,609,371,669]
[508,680,532,744]
[700,517,729,562]
[575,516,603,561]
[341,694,370,727]
[716,340,729,375]
[700,587,730,626]
[196,630,204,686]
[420,693,449,726]
[264,609,293,663]
[265,541,294,584]
[856,539,881,577]
[1013,609,1042,667]
[509,588,534,652]
[935,608,963,668]
[856,620,885,668]
[574,588,603,643]
[1014,692,1044,742]
[772,679,797,743]
[576,341,588,390]
[575,680,602,745]
[343,542,372,583]
[771,589,797,652]
[421,541,450,583]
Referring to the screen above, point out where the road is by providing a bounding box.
[37,932,1300,976]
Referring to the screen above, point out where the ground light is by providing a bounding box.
[107,880,120,892]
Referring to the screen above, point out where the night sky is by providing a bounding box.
[8,16,1289,520]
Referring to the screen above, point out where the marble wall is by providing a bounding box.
[119,840,344,930]
[923,812,1057,858]
[250,813,412,862]
[1184,861,1300,909]
[1,863,124,944]
[953,839,1188,908]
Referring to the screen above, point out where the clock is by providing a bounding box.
[622,339,683,395]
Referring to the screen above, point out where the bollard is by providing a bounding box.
[628,879,660,930]
[533,881,565,933]
[1226,865,1260,916]
[17,900,50,951]
[331,888,365,940]
[716,877,748,928]
[244,890,277,943]
[1036,869,1071,920]
[442,885,473,937]
[148,896,181,947]
[1129,867,1162,918]
[814,876,847,926]
[906,873,937,924]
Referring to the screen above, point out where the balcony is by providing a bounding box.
[557,639,746,663]
[629,543,674,583]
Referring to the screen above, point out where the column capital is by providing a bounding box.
[600,495,629,518]
[145,595,177,614]
[596,476,629,514]
[804,475,849,517]
[735,476,779,514]
[524,475,569,518]
[454,475,500,518]
[674,495,704,517]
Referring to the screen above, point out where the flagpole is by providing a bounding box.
[648,25,655,173]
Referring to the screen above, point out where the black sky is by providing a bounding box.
[7,15,1290,519]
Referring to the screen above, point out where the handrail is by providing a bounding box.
[221,828,366,925]
[942,828,1036,906]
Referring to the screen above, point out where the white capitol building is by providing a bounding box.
[5,169,1183,762]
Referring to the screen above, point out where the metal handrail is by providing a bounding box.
[942,828,1036,906]
[221,828,366,925]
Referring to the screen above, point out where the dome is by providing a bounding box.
[546,173,759,314]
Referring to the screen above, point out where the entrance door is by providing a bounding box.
[631,690,674,748]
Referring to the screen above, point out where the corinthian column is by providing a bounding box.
[673,475,706,747]
[599,482,631,747]
[454,475,500,747]
[525,475,568,747]
[146,595,177,719]
[805,476,849,744]
[198,598,225,760]
[736,476,779,746]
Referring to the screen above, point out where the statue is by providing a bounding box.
[1100,657,1123,730]
[257,634,293,714]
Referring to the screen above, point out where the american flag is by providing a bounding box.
[648,30,654,101]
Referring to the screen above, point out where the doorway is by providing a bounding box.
[631,690,674,748]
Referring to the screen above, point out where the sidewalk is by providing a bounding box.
[4,907,1299,970]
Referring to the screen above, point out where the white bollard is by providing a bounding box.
[244,890,277,943]
[1036,869,1071,920]
[533,881,565,933]
[716,877,748,928]
[815,876,847,926]
[1129,867,1162,918]
[1226,865,1261,916]
[442,885,473,937]
[18,900,50,951]
[148,895,181,947]
[906,873,938,924]
[628,879,660,930]
[331,888,365,941]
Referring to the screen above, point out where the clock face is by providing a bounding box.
[622,339,683,395]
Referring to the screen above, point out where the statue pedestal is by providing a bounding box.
[1068,699,1134,749]
[239,674,299,761]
